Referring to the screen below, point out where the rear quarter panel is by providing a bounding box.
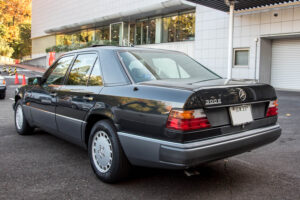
[89,84,192,141]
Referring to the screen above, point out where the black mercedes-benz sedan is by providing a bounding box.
[13,46,281,183]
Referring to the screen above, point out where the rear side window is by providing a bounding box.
[88,59,103,86]
[100,50,129,85]
[45,56,74,85]
[66,54,98,85]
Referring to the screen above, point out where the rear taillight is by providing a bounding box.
[266,100,278,117]
[166,109,211,131]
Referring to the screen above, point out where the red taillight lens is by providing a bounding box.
[266,100,278,117]
[166,109,211,131]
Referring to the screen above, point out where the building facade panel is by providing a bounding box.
[32,35,56,58]
[32,0,165,38]
[31,0,300,90]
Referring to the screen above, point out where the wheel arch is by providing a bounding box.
[83,112,116,148]
[13,95,22,110]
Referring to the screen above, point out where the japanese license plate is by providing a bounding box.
[229,105,253,126]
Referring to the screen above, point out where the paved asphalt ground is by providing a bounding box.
[0,66,299,200]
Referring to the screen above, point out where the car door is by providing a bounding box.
[29,55,74,135]
[55,53,103,143]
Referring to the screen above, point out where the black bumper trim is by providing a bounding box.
[160,126,281,167]
[118,125,281,169]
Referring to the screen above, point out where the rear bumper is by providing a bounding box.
[118,124,281,169]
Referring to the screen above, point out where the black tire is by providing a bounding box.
[14,100,34,135]
[88,120,131,183]
[0,93,5,99]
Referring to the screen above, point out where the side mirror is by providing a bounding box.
[28,77,42,85]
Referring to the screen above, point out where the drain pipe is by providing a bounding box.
[254,37,259,81]
[226,0,236,80]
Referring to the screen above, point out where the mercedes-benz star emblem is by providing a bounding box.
[238,88,247,101]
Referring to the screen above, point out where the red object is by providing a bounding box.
[266,100,278,117]
[266,107,278,117]
[22,75,26,85]
[14,73,19,84]
[167,118,210,131]
[48,52,56,66]
[15,59,20,64]
[166,109,211,131]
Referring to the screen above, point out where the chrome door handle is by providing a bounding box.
[83,96,94,101]
[50,92,57,97]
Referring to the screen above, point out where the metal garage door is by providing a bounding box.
[271,39,300,90]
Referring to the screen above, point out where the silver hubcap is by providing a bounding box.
[16,105,23,130]
[92,131,113,173]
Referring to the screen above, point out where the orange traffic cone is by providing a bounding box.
[22,75,26,85]
[15,73,19,84]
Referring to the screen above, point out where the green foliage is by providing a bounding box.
[0,24,14,57]
[45,40,119,53]
[0,39,14,57]
[11,23,32,59]
[0,0,32,58]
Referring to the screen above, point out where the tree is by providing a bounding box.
[0,23,14,57]
[11,24,32,58]
[0,0,31,58]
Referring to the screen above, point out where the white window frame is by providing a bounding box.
[233,48,250,68]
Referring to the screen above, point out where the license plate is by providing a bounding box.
[229,105,253,126]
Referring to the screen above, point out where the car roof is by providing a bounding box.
[64,46,181,55]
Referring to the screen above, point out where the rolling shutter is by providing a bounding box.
[271,39,300,90]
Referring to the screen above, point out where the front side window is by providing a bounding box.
[67,54,98,85]
[119,50,220,83]
[44,56,74,86]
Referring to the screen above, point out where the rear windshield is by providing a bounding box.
[118,50,221,83]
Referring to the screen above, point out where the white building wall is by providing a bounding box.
[32,0,166,38]
[32,0,300,79]
[194,4,300,79]
[194,5,229,78]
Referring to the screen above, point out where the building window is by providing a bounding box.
[56,34,65,46]
[79,29,95,44]
[95,26,110,43]
[234,48,249,67]
[148,19,156,44]
[129,24,135,45]
[135,19,155,45]
[55,10,195,47]
[162,15,178,43]
[178,12,195,41]
[135,22,142,45]
[56,29,95,46]
[111,23,123,46]
[162,12,195,43]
